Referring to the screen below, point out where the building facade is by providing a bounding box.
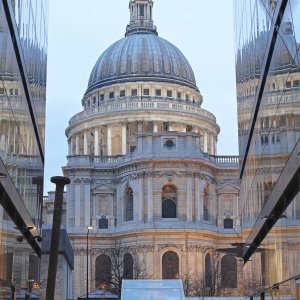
[43,0,240,298]
[234,0,300,298]
[0,0,48,298]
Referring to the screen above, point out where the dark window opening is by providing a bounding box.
[224,218,233,229]
[139,4,145,17]
[109,92,114,99]
[155,89,161,96]
[205,253,212,287]
[221,255,237,288]
[286,81,291,88]
[95,255,111,288]
[99,216,108,229]
[131,89,138,96]
[167,90,172,97]
[120,90,125,97]
[100,94,104,101]
[123,253,134,279]
[293,80,300,87]
[162,185,177,218]
[177,92,182,99]
[125,188,134,221]
[143,89,150,96]
[162,251,179,279]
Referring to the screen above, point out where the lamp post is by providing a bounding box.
[86,226,93,299]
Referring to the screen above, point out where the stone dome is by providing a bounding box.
[86,34,198,94]
[86,0,198,95]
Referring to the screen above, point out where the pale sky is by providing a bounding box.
[44,0,238,193]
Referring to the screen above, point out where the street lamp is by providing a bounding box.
[86,226,93,300]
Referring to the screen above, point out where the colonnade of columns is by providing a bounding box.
[68,122,217,156]
[0,121,38,156]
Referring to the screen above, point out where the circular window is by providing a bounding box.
[164,139,175,149]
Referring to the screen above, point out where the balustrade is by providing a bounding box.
[69,98,215,126]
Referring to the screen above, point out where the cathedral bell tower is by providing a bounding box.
[126,0,158,36]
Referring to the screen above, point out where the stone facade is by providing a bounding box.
[43,1,242,298]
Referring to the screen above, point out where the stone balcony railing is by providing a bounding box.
[66,154,239,168]
[68,97,216,126]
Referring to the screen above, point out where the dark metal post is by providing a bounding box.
[45,176,70,300]
[86,226,92,299]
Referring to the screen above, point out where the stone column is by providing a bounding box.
[70,137,74,156]
[75,134,79,155]
[214,139,217,155]
[187,176,192,221]
[210,134,214,155]
[75,182,81,227]
[83,131,88,155]
[199,181,206,221]
[147,175,153,222]
[139,175,144,222]
[195,177,200,222]
[26,130,30,154]
[122,125,127,155]
[84,180,90,227]
[203,131,208,153]
[107,126,112,156]
[94,129,99,156]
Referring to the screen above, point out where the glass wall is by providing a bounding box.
[235,0,300,298]
[0,0,48,296]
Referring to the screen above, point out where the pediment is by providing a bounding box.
[92,183,114,194]
[217,182,240,193]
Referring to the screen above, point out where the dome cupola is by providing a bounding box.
[126,0,157,36]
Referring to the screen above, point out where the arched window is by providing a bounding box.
[205,253,212,287]
[162,251,179,279]
[123,253,133,279]
[95,254,111,288]
[125,187,134,221]
[162,185,177,218]
[221,255,237,288]
[203,185,210,221]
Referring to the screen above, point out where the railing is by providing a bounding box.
[67,154,239,167]
[212,155,239,166]
[68,97,216,126]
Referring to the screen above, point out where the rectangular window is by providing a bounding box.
[131,89,138,96]
[186,95,190,101]
[177,92,182,99]
[293,80,300,87]
[9,89,13,95]
[120,90,125,97]
[167,90,172,97]
[0,88,4,94]
[109,92,114,99]
[100,94,104,101]
[155,89,161,96]
[15,89,18,95]
[93,97,96,104]
[139,4,145,17]
[286,81,291,89]
[143,89,150,96]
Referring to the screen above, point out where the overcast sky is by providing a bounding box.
[44,0,238,193]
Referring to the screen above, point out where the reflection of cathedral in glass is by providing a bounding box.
[43,0,240,297]
[235,0,300,298]
[0,0,48,297]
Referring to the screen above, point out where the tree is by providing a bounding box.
[96,243,148,298]
[182,252,239,298]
